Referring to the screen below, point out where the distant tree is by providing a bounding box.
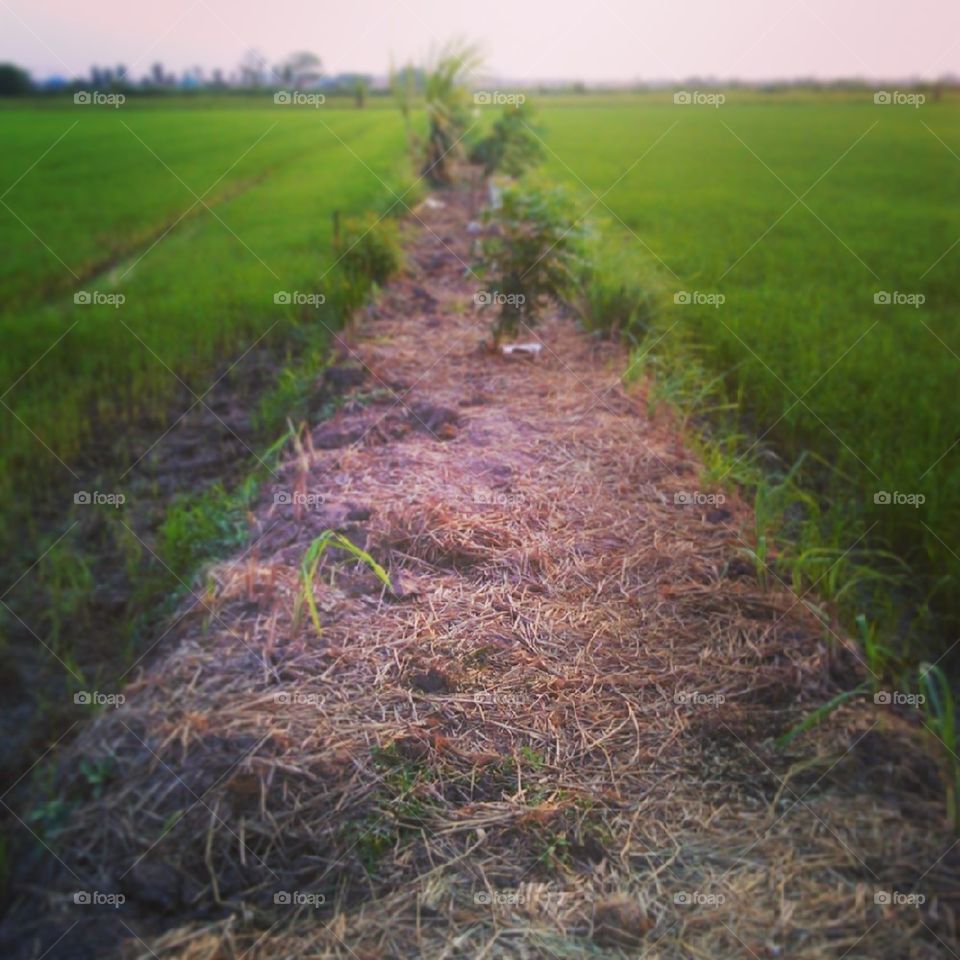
[150,62,165,86]
[353,75,369,108]
[239,49,267,87]
[390,61,420,136]
[279,51,322,89]
[0,63,32,95]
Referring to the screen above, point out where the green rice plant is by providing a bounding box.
[0,105,413,537]
[157,483,252,581]
[295,530,393,638]
[857,613,893,684]
[574,227,660,346]
[775,683,870,750]
[539,96,960,655]
[478,183,583,345]
[78,756,115,801]
[39,542,94,654]
[920,662,960,830]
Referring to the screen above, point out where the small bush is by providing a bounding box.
[334,213,403,313]
[337,212,403,286]
[478,184,583,345]
[421,42,482,184]
[471,103,545,178]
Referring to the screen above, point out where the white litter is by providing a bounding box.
[501,342,543,360]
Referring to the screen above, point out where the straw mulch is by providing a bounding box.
[4,185,957,959]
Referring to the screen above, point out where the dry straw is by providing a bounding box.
[17,187,957,960]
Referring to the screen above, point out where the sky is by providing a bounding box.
[3,0,959,84]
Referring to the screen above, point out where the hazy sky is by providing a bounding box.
[3,0,959,83]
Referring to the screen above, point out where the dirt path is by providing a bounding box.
[3,185,956,959]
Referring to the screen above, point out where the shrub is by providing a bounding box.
[478,184,583,345]
[334,212,403,312]
[471,102,545,178]
[422,43,482,184]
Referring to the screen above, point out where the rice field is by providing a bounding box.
[538,93,960,645]
[0,100,413,519]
